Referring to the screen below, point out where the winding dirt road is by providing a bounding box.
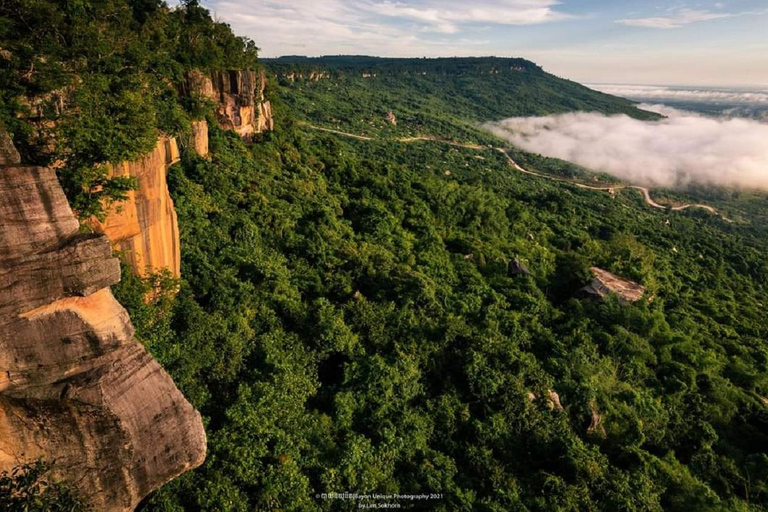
[307,125,727,219]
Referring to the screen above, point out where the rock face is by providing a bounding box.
[508,258,531,277]
[190,119,209,158]
[0,138,206,510]
[578,267,645,303]
[90,137,182,278]
[185,69,274,139]
[282,70,329,82]
[0,124,20,166]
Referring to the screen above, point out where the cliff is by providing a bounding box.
[0,135,206,510]
[184,69,274,138]
[89,68,271,278]
[90,137,182,278]
[89,121,209,278]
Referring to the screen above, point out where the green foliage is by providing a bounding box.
[0,0,258,218]
[9,2,765,508]
[0,460,90,511]
[116,102,768,511]
[265,56,659,143]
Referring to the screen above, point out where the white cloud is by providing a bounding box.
[205,0,570,56]
[589,84,768,105]
[364,1,572,33]
[615,9,733,29]
[615,6,768,30]
[483,112,768,190]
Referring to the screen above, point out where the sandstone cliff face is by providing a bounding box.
[282,70,329,82]
[190,119,209,158]
[185,69,274,138]
[90,137,182,278]
[85,68,270,279]
[0,141,206,510]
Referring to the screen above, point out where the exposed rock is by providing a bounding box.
[386,110,397,125]
[587,401,605,436]
[257,99,274,132]
[0,124,20,166]
[0,149,206,510]
[184,69,274,139]
[546,390,564,412]
[190,119,209,158]
[89,137,181,278]
[283,71,329,82]
[577,267,645,303]
[526,389,563,411]
[508,258,531,277]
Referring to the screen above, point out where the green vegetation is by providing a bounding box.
[125,111,768,510]
[6,1,768,510]
[265,56,659,142]
[0,461,90,511]
[0,0,258,218]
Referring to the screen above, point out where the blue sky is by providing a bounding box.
[195,0,768,86]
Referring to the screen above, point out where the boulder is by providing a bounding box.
[508,258,531,277]
[577,267,645,303]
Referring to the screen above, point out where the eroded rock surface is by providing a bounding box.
[0,124,20,166]
[578,267,645,303]
[0,140,206,510]
[184,69,274,138]
[90,137,182,278]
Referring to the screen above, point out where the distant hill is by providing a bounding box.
[265,56,658,140]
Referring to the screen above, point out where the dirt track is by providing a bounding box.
[307,125,728,220]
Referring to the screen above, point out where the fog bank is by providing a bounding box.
[483,111,768,190]
[588,84,768,106]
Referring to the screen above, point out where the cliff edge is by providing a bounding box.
[0,131,206,510]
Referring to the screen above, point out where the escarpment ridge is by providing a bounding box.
[94,69,273,279]
[183,69,274,139]
[0,128,206,510]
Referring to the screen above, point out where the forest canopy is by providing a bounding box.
[4,1,768,510]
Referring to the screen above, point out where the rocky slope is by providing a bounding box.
[93,69,271,279]
[184,69,274,139]
[0,130,206,510]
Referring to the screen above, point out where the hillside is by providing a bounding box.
[130,60,768,510]
[265,56,659,141]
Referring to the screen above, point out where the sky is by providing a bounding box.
[189,0,768,87]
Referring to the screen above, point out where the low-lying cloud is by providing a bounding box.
[589,84,768,106]
[483,111,768,190]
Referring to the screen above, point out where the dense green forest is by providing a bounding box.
[6,1,768,511]
[125,116,768,511]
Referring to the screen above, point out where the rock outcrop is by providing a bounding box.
[184,69,274,139]
[0,125,21,166]
[508,258,531,277]
[90,137,182,278]
[282,71,329,82]
[578,267,645,303]
[0,135,206,510]
[190,119,209,158]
